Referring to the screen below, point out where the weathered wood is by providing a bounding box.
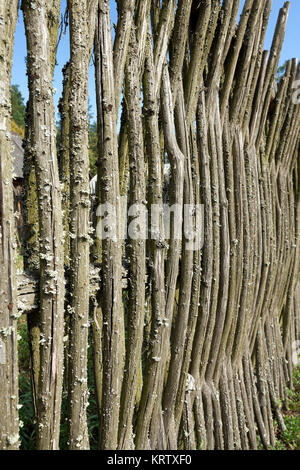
[94,1,125,450]
[22,0,64,450]
[67,0,98,450]
[0,0,20,450]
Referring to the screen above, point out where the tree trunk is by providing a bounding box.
[66,0,98,450]
[94,0,125,450]
[0,0,19,450]
[22,0,65,450]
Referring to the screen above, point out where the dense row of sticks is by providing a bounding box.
[0,0,299,450]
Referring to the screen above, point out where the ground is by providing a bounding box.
[273,366,300,450]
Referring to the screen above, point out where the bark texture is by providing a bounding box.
[0,0,19,450]
[22,0,65,450]
[66,0,97,450]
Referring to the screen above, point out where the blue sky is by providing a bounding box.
[11,0,300,121]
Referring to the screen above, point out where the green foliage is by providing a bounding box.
[11,119,25,138]
[271,366,300,450]
[280,366,300,450]
[18,319,30,372]
[56,119,61,155]
[19,374,35,450]
[86,335,100,450]
[89,121,98,177]
[10,84,26,129]
[276,61,288,82]
[256,366,300,450]
[280,415,300,449]
[18,319,35,450]
[88,100,98,177]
